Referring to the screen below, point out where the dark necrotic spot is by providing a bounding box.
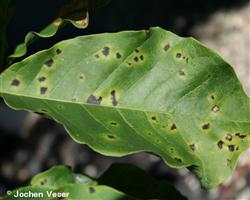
[202,123,210,130]
[80,75,84,80]
[151,116,156,121]
[110,121,117,126]
[135,49,139,53]
[107,134,116,139]
[87,95,102,105]
[217,140,224,149]
[176,53,182,58]
[227,159,232,168]
[56,48,62,54]
[174,157,182,163]
[228,145,235,152]
[236,146,239,151]
[189,144,195,152]
[211,95,215,100]
[88,187,95,193]
[225,134,232,141]
[11,79,20,86]
[126,61,132,66]
[164,44,170,51]
[40,178,47,185]
[44,59,54,67]
[102,47,110,56]
[38,76,46,82]
[171,123,177,130]
[178,70,185,76]
[40,87,48,95]
[134,56,139,62]
[116,52,121,59]
[111,90,118,106]
[186,58,189,63]
[235,132,246,139]
[95,54,100,58]
[212,105,219,113]
[140,55,144,60]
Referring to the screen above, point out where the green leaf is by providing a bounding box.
[0,0,15,69]
[98,163,186,200]
[1,165,184,200]
[0,27,249,189]
[7,0,91,64]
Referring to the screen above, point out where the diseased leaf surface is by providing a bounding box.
[7,0,90,64]
[1,165,185,200]
[0,27,249,189]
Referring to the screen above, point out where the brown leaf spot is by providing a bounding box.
[88,187,95,193]
[56,49,62,54]
[176,53,182,58]
[44,59,54,67]
[217,140,224,149]
[40,87,48,95]
[102,47,110,56]
[134,56,139,62]
[163,44,170,51]
[110,121,117,126]
[225,134,232,141]
[202,123,210,130]
[116,52,121,59]
[178,70,185,76]
[140,55,144,60]
[151,116,157,121]
[227,159,232,169]
[95,54,100,59]
[11,79,20,86]
[111,90,118,106]
[135,49,139,53]
[235,133,246,139]
[189,144,196,152]
[228,145,235,152]
[174,157,182,163]
[170,123,177,130]
[38,77,46,82]
[212,105,219,113]
[87,95,102,105]
[107,134,116,139]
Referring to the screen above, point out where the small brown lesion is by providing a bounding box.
[88,187,95,193]
[225,134,232,141]
[228,145,235,152]
[178,70,185,76]
[170,123,177,130]
[227,159,232,169]
[102,47,110,56]
[163,44,170,51]
[107,134,116,139]
[202,123,210,130]
[11,79,20,87]
[211,105,219,113]
[56,48,62,54]
[110,121,117,126]
[174,157,182,163]
[116,52,121,59]
[87,95,102,105]
[40,87,48,95]
[111,90,118,106]
[38,76,46,82]
[134,57,139,62]
[176,53,182,58]
[140,55,144,60]
[189,144,196,152]
[44,59,54,67]
[235,132,246,139]
[217,140,224,149]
